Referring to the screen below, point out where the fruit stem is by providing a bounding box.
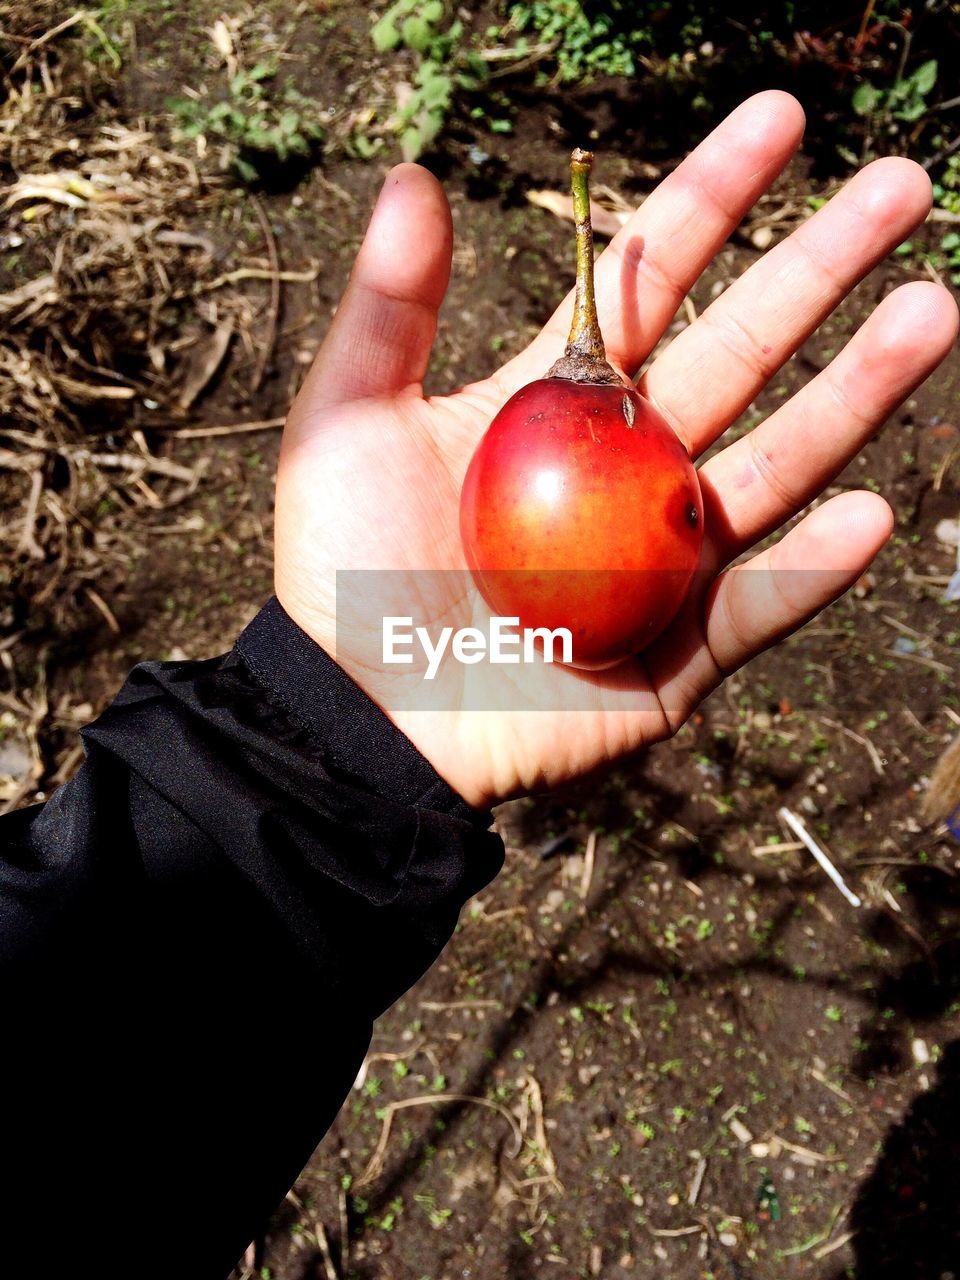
[569,149,604,360]
[546,148,622,386]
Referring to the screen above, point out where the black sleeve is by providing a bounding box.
[0,598,504,1280]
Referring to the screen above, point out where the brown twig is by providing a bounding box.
[174,265,317,298]
[314,1221,339,1280]
[357,1093,523,1188]
[420,999,501,1011]
[9,10,88,72]
[84,587,120,633]
[249,194,281,394]
[168,417,286,439]
[580,829,597,900]
[820,716,885,776]
[882,647,952,675]
[177,318,235,409]
[15,468,45,559]
[337,1187,349,1275]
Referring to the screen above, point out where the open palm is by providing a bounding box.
[275,92,957,807]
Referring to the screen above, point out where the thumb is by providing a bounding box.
[290,163,453,424]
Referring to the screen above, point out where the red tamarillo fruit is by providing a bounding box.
[459,148,704,667]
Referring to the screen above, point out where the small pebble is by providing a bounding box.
[541,888,565,915]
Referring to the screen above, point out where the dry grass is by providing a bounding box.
[0,5,302,630]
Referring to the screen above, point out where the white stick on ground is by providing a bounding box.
[777,807,861,908]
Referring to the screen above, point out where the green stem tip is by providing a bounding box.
[546,147,621,386]
[569,149,604,359]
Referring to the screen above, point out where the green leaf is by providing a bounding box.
[395,97,419,125]
[417,57,446,84]
[421,0,443,23]
[465,51,489,79]
[420,72,451,107]
[400,125,424,161]
[401,15,432,52]
[371,15,400,51]
[942,231,960,251]
[852,82,879,116]
[233,155,259,183]
[416,108,444,146]
[489,118,513,133]
[912,59,937,97]
[352,133,379,159]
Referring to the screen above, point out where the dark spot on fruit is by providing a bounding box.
[686,503,699,528]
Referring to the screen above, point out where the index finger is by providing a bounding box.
[487,91,805,398]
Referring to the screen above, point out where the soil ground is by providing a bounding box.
[3,6,960,1280]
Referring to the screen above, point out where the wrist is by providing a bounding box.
[238,597,492,820]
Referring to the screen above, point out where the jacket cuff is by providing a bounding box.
[236,597,487,826]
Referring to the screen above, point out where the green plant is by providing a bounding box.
[371,0,489,159]
[169,61,325,183]
[852,58,938,124]
[508,0,650,80]
[83,10,125,68]
[934,153,960,215]
[506,0,758,82]
[939,231,960,285]
[372,0,447,55]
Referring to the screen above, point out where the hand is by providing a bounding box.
[275,92,957,808]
